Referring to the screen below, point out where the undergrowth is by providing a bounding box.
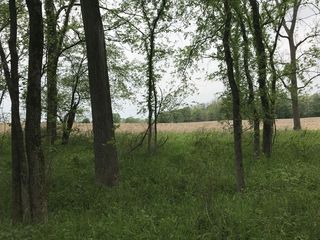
[0,130,320,239]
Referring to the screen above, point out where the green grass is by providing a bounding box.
[1,130,320,239]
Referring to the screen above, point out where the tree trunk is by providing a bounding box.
[0,0,30,223]
[249,0,273,157]
[61,107,76,145]
[46,59,58,144]
[80,0,119,186]
[289,39,301,130]
[45,0,58,144]
[223,0,245,192]
[25,0,47,223]
[147,59,153,153]
[238,10,260,159]
[147,32,156,154]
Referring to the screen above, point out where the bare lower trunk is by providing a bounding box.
[291,92,301,130]
[153,80,158,152]
[11,105,30,223]
[253,116,260,159]
[61,108,76,145]
[262,120,272,157]
[147,79,153,154]
[81,0,119,186]
[46,62,58,144]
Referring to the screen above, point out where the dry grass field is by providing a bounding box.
[74,117,320,133]
[1,117,319,134]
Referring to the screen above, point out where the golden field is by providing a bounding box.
[1,117,320,134]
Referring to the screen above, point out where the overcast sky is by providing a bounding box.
[0,1,319,120]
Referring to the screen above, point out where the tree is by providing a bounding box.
[0,0,29,223]
[108,0,187,154]
[59,55,87,145]
[276,0,320,130]
[141,0,168,153]
[222,0,245,192]
[45,0,76,144]
[25,0,47,222]
[80,0,119,186]
[249,0,273,157]
[235,2,261,159]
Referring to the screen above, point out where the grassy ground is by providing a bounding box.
[0,130,320,239]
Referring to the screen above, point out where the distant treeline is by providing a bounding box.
[157,93,320,123]
[80,93,320,124]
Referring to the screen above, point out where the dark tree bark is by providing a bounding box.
[0,0,30,223]
[147,36,154,153]
[45,0,58,144]
[237,9,260,159]
[45,0,75,144]
[80,0,119,186]
[249,0,273,157]
[25,0,47,223]
[223,0,245,192]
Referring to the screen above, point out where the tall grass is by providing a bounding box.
[0,130,320,239]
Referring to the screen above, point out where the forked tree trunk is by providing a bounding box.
[223,0,245,192]
[80,0,119,186]
[25,0,47,223]
[249,0,273,157]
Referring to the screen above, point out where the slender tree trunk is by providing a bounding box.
[249,0,273,157]
[238,10,260,159]
[289,39,301,130]
[147,57,153,153]
[223,0,245,192]
[278,0,302,130]
[147,33,156,154]
[153,83,158,152]
[25,0,47,223]
[80,0,119,186]
[46,60,58,144]
[45,0,58,144]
